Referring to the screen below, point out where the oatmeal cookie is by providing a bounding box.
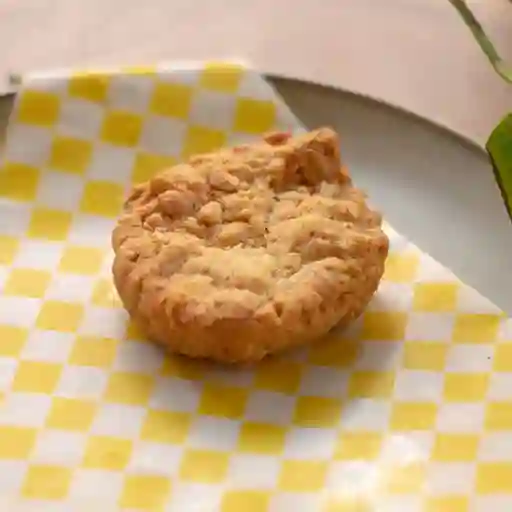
[112,128,389,363]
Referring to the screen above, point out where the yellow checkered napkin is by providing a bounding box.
[1,61,512,511]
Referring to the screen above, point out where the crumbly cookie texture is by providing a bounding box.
[112,128,389,363]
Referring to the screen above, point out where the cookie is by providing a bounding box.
[112,128,389,363]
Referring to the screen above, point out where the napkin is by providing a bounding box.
[0,61,511,511]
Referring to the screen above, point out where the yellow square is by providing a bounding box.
[68,73,109,103]
[413,282,458,312]
[4,268,52,298]
[382,462,425,494]
[254,360,302,394]
[432,434,479,461]
[104,371,154,405]
[383,253,419,282]
[0,426,37,458]
[179,449,229,483]
[323,496,372,512]
[199,62,244,93]
[12,361,62,393]
[293,396,342,427]
[0,162,40,201]
[476,462,512,493]
[182,125,226,158]
[91,278,122,308]
[28,208,73,241]
[199,384,248,419]
[49,137,93,174]
[234,98,276,134]
[132,152,177,184]
[443,373,489,402]
[17,90,60,126]
[308,336,359,367]
[79,181,124,217]
[68,335,118,368]
[221,490,271,512]
[161,356,207,380]
[0,325,28,356]
[347,371,395,399]
[493,343,512,371]
[0,235,19,264]
[334,431,383,460]
[83,436,132,470]
[100,110,142,147]
[46,397,96,431]
[36,300,84,332]
[22,465,72,500]
[237,422,287,455]
[59,245,104,275]
[140,409,192,444]
[452,314,500,343]
[424,496,469,512]
[361,312,407,341]
[150,81,192,118]
[278,460,328,492]
[119,475,171,509]
[390,402,438,430]
[485,402,512,430]
[402,341,447,371]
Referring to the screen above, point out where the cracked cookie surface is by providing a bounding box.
[112,128,389,363]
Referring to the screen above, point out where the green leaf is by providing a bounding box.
[487,114,512,222]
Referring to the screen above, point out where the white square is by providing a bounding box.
[269,493,320,512]
[113,340,164,374]
[355,341,403,371]
[405,313,455,341]
[139,115,187,156]
[149,377,201,413]
[0,461,27,496]
[0,357,18,392]
[393,370,444,401]
[298,366,348,397]
[69,469,123,504]
[380,432,433,466]
[456,284,503,314]
[227,454,279,488]
[107,74,154,113]
[498,318,512,340]
[13,240,64,270]
[378,496,422,512]
[245,391,296,425]
[367,282,413,312]
[340,399,391,431]
[326,460,381,497]
[91,403,145,438]
[56,366,109,399]
[284,427,337,459]
[445,344,494,372]
[488,372,512,400]
[386,228,414,254]
[157,66,201,86]
[0,392,52,427]
[87,143,135,183]
[3,124,52,166]
[79,306,128,338]
[478,432,512,461]
[426,462,475,494]
[473,496,512,512]
[0,266,10,291]
[436,403,484,432]
[127,441,182,475]
[416,253,458,282]
[188,416,239,451]
[58,98,104,140]
[68,214,116,247]
[45,274,95,303]
[32,430,86,465]
[188,89,236,131]
[22,330,75,363]
[169,483,222,512]
[0,201,31,236]
[0,296,42,327]
[237,71,278,102]
[35,170,85,211]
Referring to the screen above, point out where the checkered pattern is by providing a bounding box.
[0,61,511,511]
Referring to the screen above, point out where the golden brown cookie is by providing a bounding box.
[112,128,388,363]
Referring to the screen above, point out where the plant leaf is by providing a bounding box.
[487,114,512,222]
